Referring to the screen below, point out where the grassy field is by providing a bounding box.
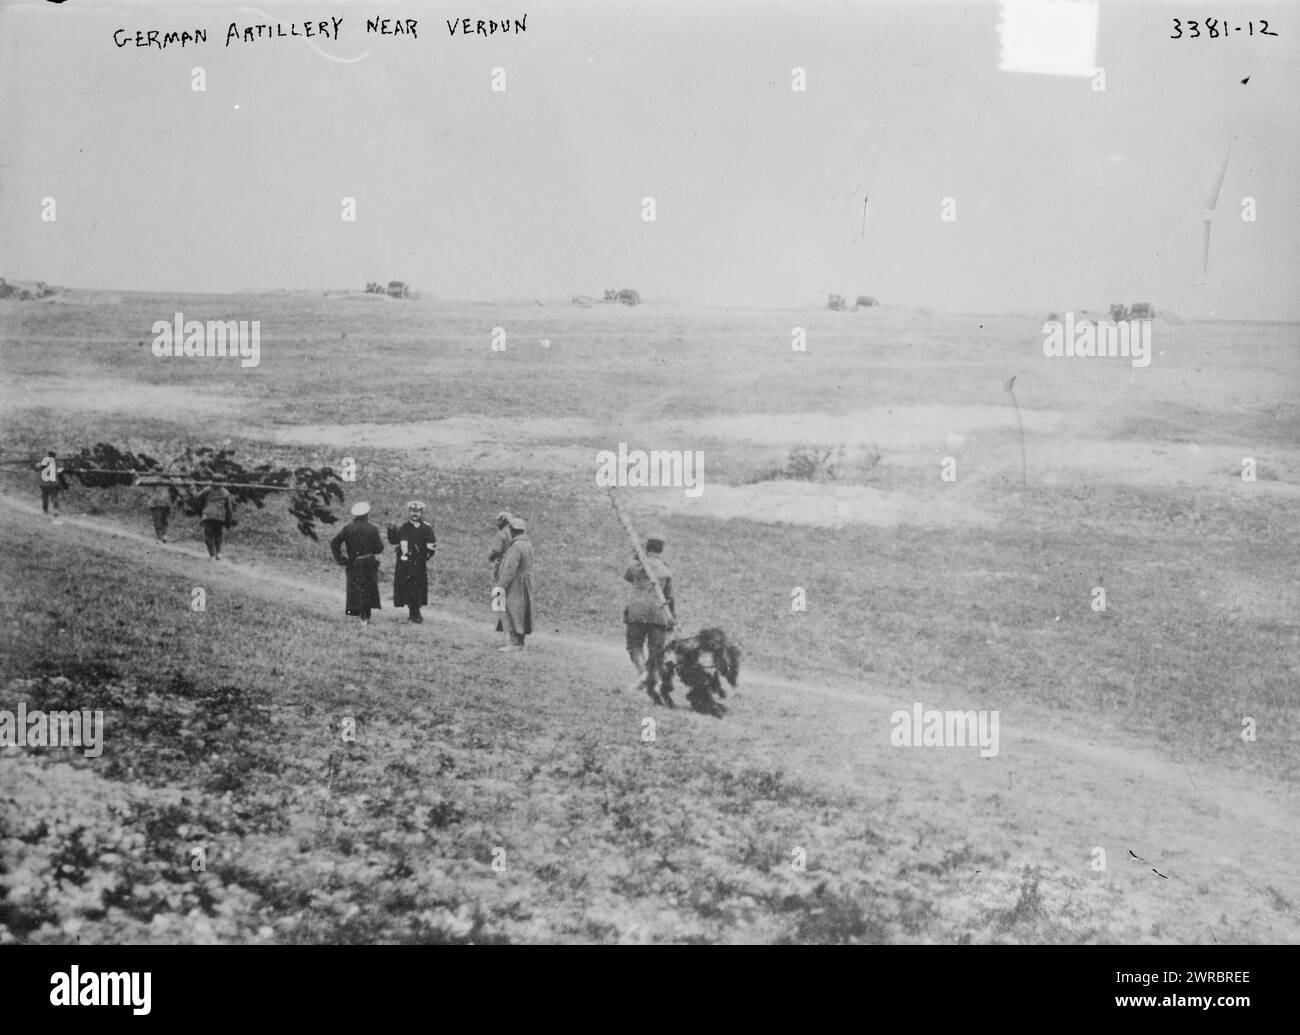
[1,291,1297,943]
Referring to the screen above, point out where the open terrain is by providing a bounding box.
[1,292,1297,943]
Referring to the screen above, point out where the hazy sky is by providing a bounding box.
[2,0,1297,316]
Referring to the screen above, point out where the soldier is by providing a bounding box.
[195,481,235,561]
[35,450,66,521]
[387,500,436,623]
[489,510,514,638]
[146,482,174,542]
[495,516,533,652]
[488,511,514,582]
[623,533,675,701]
[331,502,384,624]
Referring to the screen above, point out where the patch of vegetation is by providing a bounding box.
[744,444,882,484]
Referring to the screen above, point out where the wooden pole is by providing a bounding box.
[49,471,295,491]
[132,478,298,491]
[4,465,303,492]
[607,488,673,620]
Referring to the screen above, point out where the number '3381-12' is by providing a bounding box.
[1171,18,1278,38]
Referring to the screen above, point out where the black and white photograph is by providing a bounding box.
[0,0,1296,988]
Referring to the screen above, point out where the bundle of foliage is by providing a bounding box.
[59,443,345,540]
[59,443,163,488]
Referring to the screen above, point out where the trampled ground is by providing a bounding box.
[1,293,1297,942]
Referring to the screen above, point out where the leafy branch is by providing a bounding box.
[59,443,346,540]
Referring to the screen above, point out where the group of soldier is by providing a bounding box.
[34,451,238,561]
[330,498,677,685]
[33,451,675,683]
[143,477,234,560]
[329,501,537,654]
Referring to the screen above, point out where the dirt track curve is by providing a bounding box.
[2,493,1296,943]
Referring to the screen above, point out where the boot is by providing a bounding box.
[627,651,646,692]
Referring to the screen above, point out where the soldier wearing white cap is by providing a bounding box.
[331,502,383,623]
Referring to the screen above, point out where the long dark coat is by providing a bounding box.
[489,525,513,583]
[496,534,534,636]
[331,518,384,615]
[387,520,437,607]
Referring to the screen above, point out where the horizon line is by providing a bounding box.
[3,282,1295,322]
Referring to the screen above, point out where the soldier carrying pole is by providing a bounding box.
[609,489,676,702]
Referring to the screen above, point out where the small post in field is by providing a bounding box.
[1004,375,1026,488]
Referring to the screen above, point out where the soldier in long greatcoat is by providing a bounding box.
[488,511,514,582]
[331,502,384,623]
[495,516,533,651]
[489,510,515,639]
[387,500,437,623]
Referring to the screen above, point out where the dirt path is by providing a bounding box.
[3,493,1296,943]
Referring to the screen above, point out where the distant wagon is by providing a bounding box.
[603,287,640,306]
[386,281,410,298]
[1,278,54,300]
[1110,302,1155,320]
[853,295,878,310]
